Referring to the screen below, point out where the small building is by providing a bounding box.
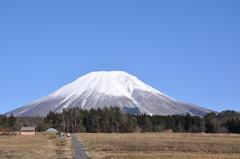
[21,127,36,135]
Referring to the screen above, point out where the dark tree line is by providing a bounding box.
[45,107,139,133]
[43,108,240,133]
[204,111,240,133]
[0,114,16,131]
[1,108,240,133]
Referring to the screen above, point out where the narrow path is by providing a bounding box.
[71,135,91,159]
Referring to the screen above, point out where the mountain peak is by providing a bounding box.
[55,71,159,98]
[6,71,214,117]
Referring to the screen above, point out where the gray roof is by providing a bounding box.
[21,127,36,131]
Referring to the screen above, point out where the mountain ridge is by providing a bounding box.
[6,71,214,117]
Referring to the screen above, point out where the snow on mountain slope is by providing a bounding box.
[6,71,214,117]
[52,71,166,98]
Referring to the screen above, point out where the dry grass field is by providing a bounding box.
[0,132,74,159]
[76,133,240,159]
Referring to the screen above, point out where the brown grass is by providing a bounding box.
[75,133,240,159]
[0,132,74,159]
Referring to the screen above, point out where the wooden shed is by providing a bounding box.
[21,127,36,135]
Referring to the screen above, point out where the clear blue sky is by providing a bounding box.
[0,0,239,114]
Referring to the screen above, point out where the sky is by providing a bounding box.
[0,0,239,114]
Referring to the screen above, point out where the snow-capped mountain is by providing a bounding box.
[6,71,214,117]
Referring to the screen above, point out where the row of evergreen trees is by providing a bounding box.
[1,107,240,133]
[0,114,16,131]
[43,107,240,133]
